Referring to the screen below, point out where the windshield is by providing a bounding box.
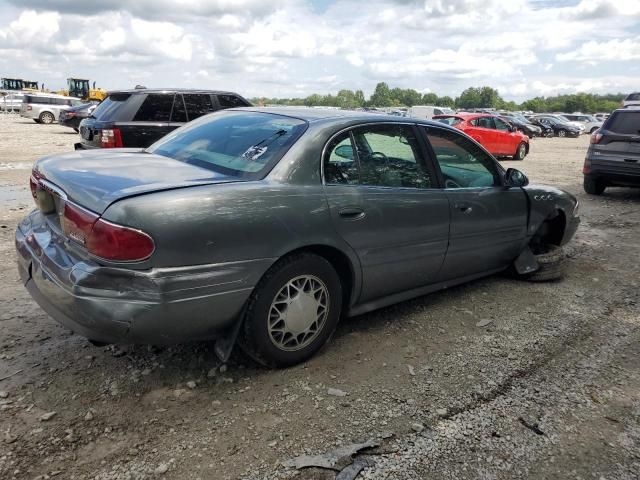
[147,111,308,179]
[434,116,462,126]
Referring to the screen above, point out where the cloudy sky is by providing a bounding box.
[0,0,638,101]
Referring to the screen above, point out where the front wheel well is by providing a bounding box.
[530,210,566,253]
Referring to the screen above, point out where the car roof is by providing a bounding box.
[108,88,243,95]
[225,106,462,129]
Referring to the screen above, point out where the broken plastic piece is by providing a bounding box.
[282,439,379,471]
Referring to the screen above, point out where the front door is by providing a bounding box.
[421,126,528,281]
[323,123,450,303]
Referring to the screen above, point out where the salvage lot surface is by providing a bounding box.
[0,114,638,480]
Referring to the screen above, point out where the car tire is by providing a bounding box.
[557,129,567,137]
[514,142,527,160]
[583,176,606,195]
[589,127,599,134]
[545,131,553,138]
[514,245,566,282]
[238,253,343,368]
[39,111,54,124]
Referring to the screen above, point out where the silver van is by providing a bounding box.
[20,93,82,124]
[1,92,25,112]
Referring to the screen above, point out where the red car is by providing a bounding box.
[433,113,529,160]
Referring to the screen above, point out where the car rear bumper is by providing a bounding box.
[15,210,272,345]
[586,161,640,187]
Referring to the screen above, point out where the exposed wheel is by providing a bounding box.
[39,111,54,124]
[590,127,599,134]
[239,253,342,368]
[583,176,606,195]
[545,130,554,138]
[514,142,527,160]
[516,245,566,282]
[557,129,567,137]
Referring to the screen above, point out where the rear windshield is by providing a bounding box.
[626,93,640,101]
[604,111,640,135]
[434,116,462,126]
[91,93,131,121]
[147,111,307,179]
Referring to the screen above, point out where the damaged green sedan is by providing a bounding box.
[16,108,579,367]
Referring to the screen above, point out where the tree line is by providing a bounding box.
[252,82,625,113]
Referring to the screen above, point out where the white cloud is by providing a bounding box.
[556,37,640,63]
[0,0,637,100]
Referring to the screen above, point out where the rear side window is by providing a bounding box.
[92,93,132,121]
[134,94,174,122]
[170,95,187,123]
[605,112,640,135]
[184,93,217,120]
[217,94,249,108]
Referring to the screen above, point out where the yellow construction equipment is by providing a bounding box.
[58,78,107,102]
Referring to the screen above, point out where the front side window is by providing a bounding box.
[323,124,433,189]
[147,111,307,179]
[218,94,249,108]
[134,94,174,122]
[494,118,510,131]
[425,127,500,189]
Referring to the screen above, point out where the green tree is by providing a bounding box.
[422,92,439,105]
[370,82,393,107]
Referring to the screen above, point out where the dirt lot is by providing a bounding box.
[0,114,638,480]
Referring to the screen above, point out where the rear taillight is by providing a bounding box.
[66,112,76,117]
[88,218,155,261]
[27,105,32,111]
[590,132,602,144]
[582,158,591,174]
[62,202,154,261]
[100,128,123,148]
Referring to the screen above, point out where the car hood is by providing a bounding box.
[34,149,240,214]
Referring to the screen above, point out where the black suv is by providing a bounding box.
[583,109,640,195]
[76,89,250,149]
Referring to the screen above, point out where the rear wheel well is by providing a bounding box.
[530,210,566,253]
[279,245,355,312]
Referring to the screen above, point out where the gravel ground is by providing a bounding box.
[0,115,638,480]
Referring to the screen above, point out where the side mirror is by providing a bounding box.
[334,145,354,160]
[505,168,529,187]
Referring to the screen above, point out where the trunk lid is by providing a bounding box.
[33,149,240,214]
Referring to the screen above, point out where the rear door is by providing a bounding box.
[466,117,496,153]
[422,125,528,280]
[126,93,174,147]
[323,123,450,303]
